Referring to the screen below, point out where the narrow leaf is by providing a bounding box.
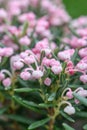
[13,95,45,114]
[71,49,78,62]
[63,123,75,130]
[14,88,39,93]
[28,118,50,130]
[76,111,87,118]
[60,111,75,122]
[0,107,8,115]
[39,103,55,108]
[48,93,56,101]
[21,21,28,36]
[5,114,33,124]
[73,93,87,106]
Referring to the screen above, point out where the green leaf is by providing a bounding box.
[21,21,28,36]
[73,93,87,106]
[0,107,8,115]
[76,111,87,118]
[5,114,33,124]
[63,123,75,130]
[69,25,80,38]
[1,57,8,66]
[60,111,75,122]
[18,78,29,87]
[48,93,56,101]
[71,49,78,63]
[38,103,55,108]
[13,95,45,114]
[22,100,39,108]
[14,88,39,93]
[68,84,87,89]
[0,85,4,90]
[28,117,50,130]
[83,124,87,130]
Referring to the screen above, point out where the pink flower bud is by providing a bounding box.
[20,52,28,59]
[2,78,11,87]
[13,61,24,70]
[24,55,35,65]
[19,36,31,46]
[32,70,43,79]
[79,48,87,58]
[77,89,87,97]
[4,48,14,57]
[66,89,73,99]
[75,99,80,104]
[43,49,51,56]
[0,48,5,56]
[0,8,7,20]
[44,77,51,86]
[80,75,87,83]
[0,72,5,81]
[64,106,75,115]
[51,65,62,74]
[20,71,31,80]
[58,49,75,61]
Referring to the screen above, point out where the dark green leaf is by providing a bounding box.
[0,107,8,115]
[28,117,50,130]
[63,123,75,130]
[48,93,56,101]
[38,103,55,108]
[13,95,45,114]
[18,78,29,87]
[21,21,28,36]
[71,49,78,63]
[76,111,87,118]
[5,114,33,124]
[14,88,39,93]
[60,111,75,122]
[22,100,39,108]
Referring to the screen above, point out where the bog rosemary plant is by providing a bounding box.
[0,0,87,130]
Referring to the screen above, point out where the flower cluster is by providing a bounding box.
[0,0,87,130]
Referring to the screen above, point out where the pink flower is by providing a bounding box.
[77,89,87,97]
[24,55,35,65]
[44,77,51,86]
[64,106,75,115]
[0,47,14,57]
[58,49,75,61]
[19,36,31,46]
[80,75,87,83]
[2,78,11,87]
[13,61,24,70]
[50,59,60,66]
[20,52,28,59]
[32,70,43,79]
[42,57,50,67]
[79,48,87,58]
[4,48,14,57]
[65,60,75,75]
[18,12,36,27]
[51,65,62,74]
[66,89,73,99]
[20,71,31,80]
[0,8,7,20]
[76,62,87,71]
[70,37,87,48]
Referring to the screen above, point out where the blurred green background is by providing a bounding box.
[63,0,87,18]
